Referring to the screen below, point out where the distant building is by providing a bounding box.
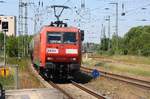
[0,15,16,36]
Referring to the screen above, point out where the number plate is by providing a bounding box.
[47,48,59,53]
[66,49,78,54]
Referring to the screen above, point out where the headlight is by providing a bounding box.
[47,57,53,60]
[71,58,77,61]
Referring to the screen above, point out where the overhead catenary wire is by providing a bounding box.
[124,3,150,14]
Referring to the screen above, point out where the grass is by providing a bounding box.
[0,51,3,61]
[0,57,19,89]
[0,57,44,89]
[6,57,29,71]
[104,63,150,77]
[82,58,99,67]
[0,56,16,89]
[110,55,150,65]
[83,55,150,78]
[0,57,3,61]
[7,57,44,88]
[92,54,150,65]
[0,75,14,89]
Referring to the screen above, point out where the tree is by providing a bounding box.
[6,36,18,57]
[6,35,33,57]
[123,26,150,56]
[100,38,110,51]
[97,25,150,56]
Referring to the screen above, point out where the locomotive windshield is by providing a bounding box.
[47,33,62,43]
[47,32,76,44]
[63,32,76,43]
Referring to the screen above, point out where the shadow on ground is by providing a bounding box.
[72,71,93,84]
[49,71,93,84]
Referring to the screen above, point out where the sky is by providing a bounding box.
[1,0,150,43]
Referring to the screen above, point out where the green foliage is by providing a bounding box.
[6,36,18,57]
[0,75,14,89]
[124,26,150,56]
[99,25,150,56]
[6,57,30,71]
[100,38,110,51]
[0,33,32,57]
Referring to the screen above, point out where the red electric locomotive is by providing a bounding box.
[30,5,84,79]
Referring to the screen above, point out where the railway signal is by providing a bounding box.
[2,21,8,31]
[2,20,8,70]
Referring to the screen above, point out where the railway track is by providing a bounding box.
[48,80,107,99]
[48,81,73,99]
[71,80,107,99]
[81,66,150,89]
[31,63,107,99]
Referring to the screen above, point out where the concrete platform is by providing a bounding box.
[6,88,66,99]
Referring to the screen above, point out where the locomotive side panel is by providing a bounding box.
[78,30,82,65]
[40,28,47,68]
[33,34,41,67]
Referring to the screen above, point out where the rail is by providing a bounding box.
[31,63,73,99]
[32,63,107,99]
[81,66,150,89]
[71,80,107,99]
[48,81,74,99]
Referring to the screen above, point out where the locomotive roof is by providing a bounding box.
[40,25,79,33]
